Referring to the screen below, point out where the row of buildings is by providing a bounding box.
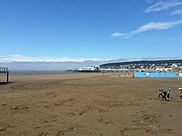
[99,60,182,72]
[77,61,182,72]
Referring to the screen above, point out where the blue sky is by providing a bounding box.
[0,0,182,62]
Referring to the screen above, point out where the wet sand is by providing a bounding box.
[0,73,182,136]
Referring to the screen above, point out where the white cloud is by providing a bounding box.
[136,20,182,31]
[0,55,112,63]
[144,1,182,13]
[110,33,129,38]
[111,19,182,38]
[170,9,182,15]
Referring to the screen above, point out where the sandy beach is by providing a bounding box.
[0,73,182,136]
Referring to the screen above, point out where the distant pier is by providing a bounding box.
[0,67,9,83]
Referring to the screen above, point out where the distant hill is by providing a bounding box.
[100,59,182,69]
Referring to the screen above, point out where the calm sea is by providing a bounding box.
[9,70,74,75]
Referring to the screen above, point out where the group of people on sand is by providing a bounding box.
[158,88,171,100]
[158,88,182,101]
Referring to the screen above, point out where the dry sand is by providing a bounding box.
[0,73,182,136]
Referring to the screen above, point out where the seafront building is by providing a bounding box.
[0,67,9,83]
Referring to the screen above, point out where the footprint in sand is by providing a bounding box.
[11,105,30,110]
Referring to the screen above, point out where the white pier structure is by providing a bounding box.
[77,66,100,72]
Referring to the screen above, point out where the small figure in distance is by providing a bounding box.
[179,88,182,100]
[158,89,163,98]
[166,88,171,100]
[158,89,167,100]
[163,90,167,100]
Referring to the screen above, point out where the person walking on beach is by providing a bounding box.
[158,89,163,98]
[166,88,171,100]
[163,90,167,100]
[179,89,182,100]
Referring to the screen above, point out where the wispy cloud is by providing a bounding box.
[144,1,182,13]
[0,55,112,63]
[170,9,182,15]
[110,33,129,38]
[145,0,156,4]
[111,19,182,38]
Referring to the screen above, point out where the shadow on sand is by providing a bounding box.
[0,82,13,86]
